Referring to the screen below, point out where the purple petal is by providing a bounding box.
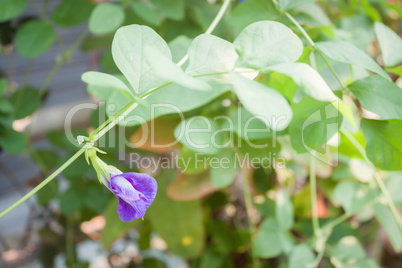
[117,198,140,222]
[117,172,157,207]
[110,172,157,222]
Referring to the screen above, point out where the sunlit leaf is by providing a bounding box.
[230,72,292,131]
[234,21,303,69]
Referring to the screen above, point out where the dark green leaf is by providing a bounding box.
[0,0,27,22]
[147,169,205,258]
[102,198,139,248]
[9,87,41,119]
[37,180,58,206]
[15,21,57,58]
[149,0,185,20]
[361,119,402,170]
[84,186,109,212]
[230,0,278,29]
[0,127,26,154]
[52,0,94,27]
[60,188,83,215]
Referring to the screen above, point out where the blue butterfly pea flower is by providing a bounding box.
[87,148,157,222]
[102,172,157,222]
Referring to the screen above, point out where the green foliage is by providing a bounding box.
[230,0,278,29]
[234,21,303,69]
[89,3,125,35]
[349,75,402,120]
[289,96,342,153]
[15,20,57,58]
[9,87,41,119]
[147,170,205,258]
[316,40,390,80]
[230,72,292,131]
[374,22,402,67]
[52,0,94,27]
[362,119,402,170]
[0,0,27,22]
[278,0,316,11]
[102,198,139,248]
[253,218,284,258]
[2,0,402,266]
[131,2,162,27]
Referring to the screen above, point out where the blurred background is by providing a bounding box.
[0,0,401,267]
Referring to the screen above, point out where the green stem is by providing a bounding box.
[89,101,134,140]
[341,127,402,234]
[0,148,86,218]
[309,155,321,237]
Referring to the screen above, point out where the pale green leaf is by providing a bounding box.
[89,3,125,35]
[174,116,224,155]
[334,181,377,214]
[349,75,402,120]
[374,22,402,67]
[330,236,366,261]
[316,40,390,81]
[253,218,283,258]
[112,25,171,94]
[234,21,303,69]
[288,244,315,268]
[275,190,294,231]
[107,83,230,126]
[144,47,211,91]
[210,148,237,189]
[186,34,238,83]
[82,71,131,94]
[289,96,342,153]
[230,72,292,131]
[266,63,338,102]
[373,203,402,252]
[278,0,316,11]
